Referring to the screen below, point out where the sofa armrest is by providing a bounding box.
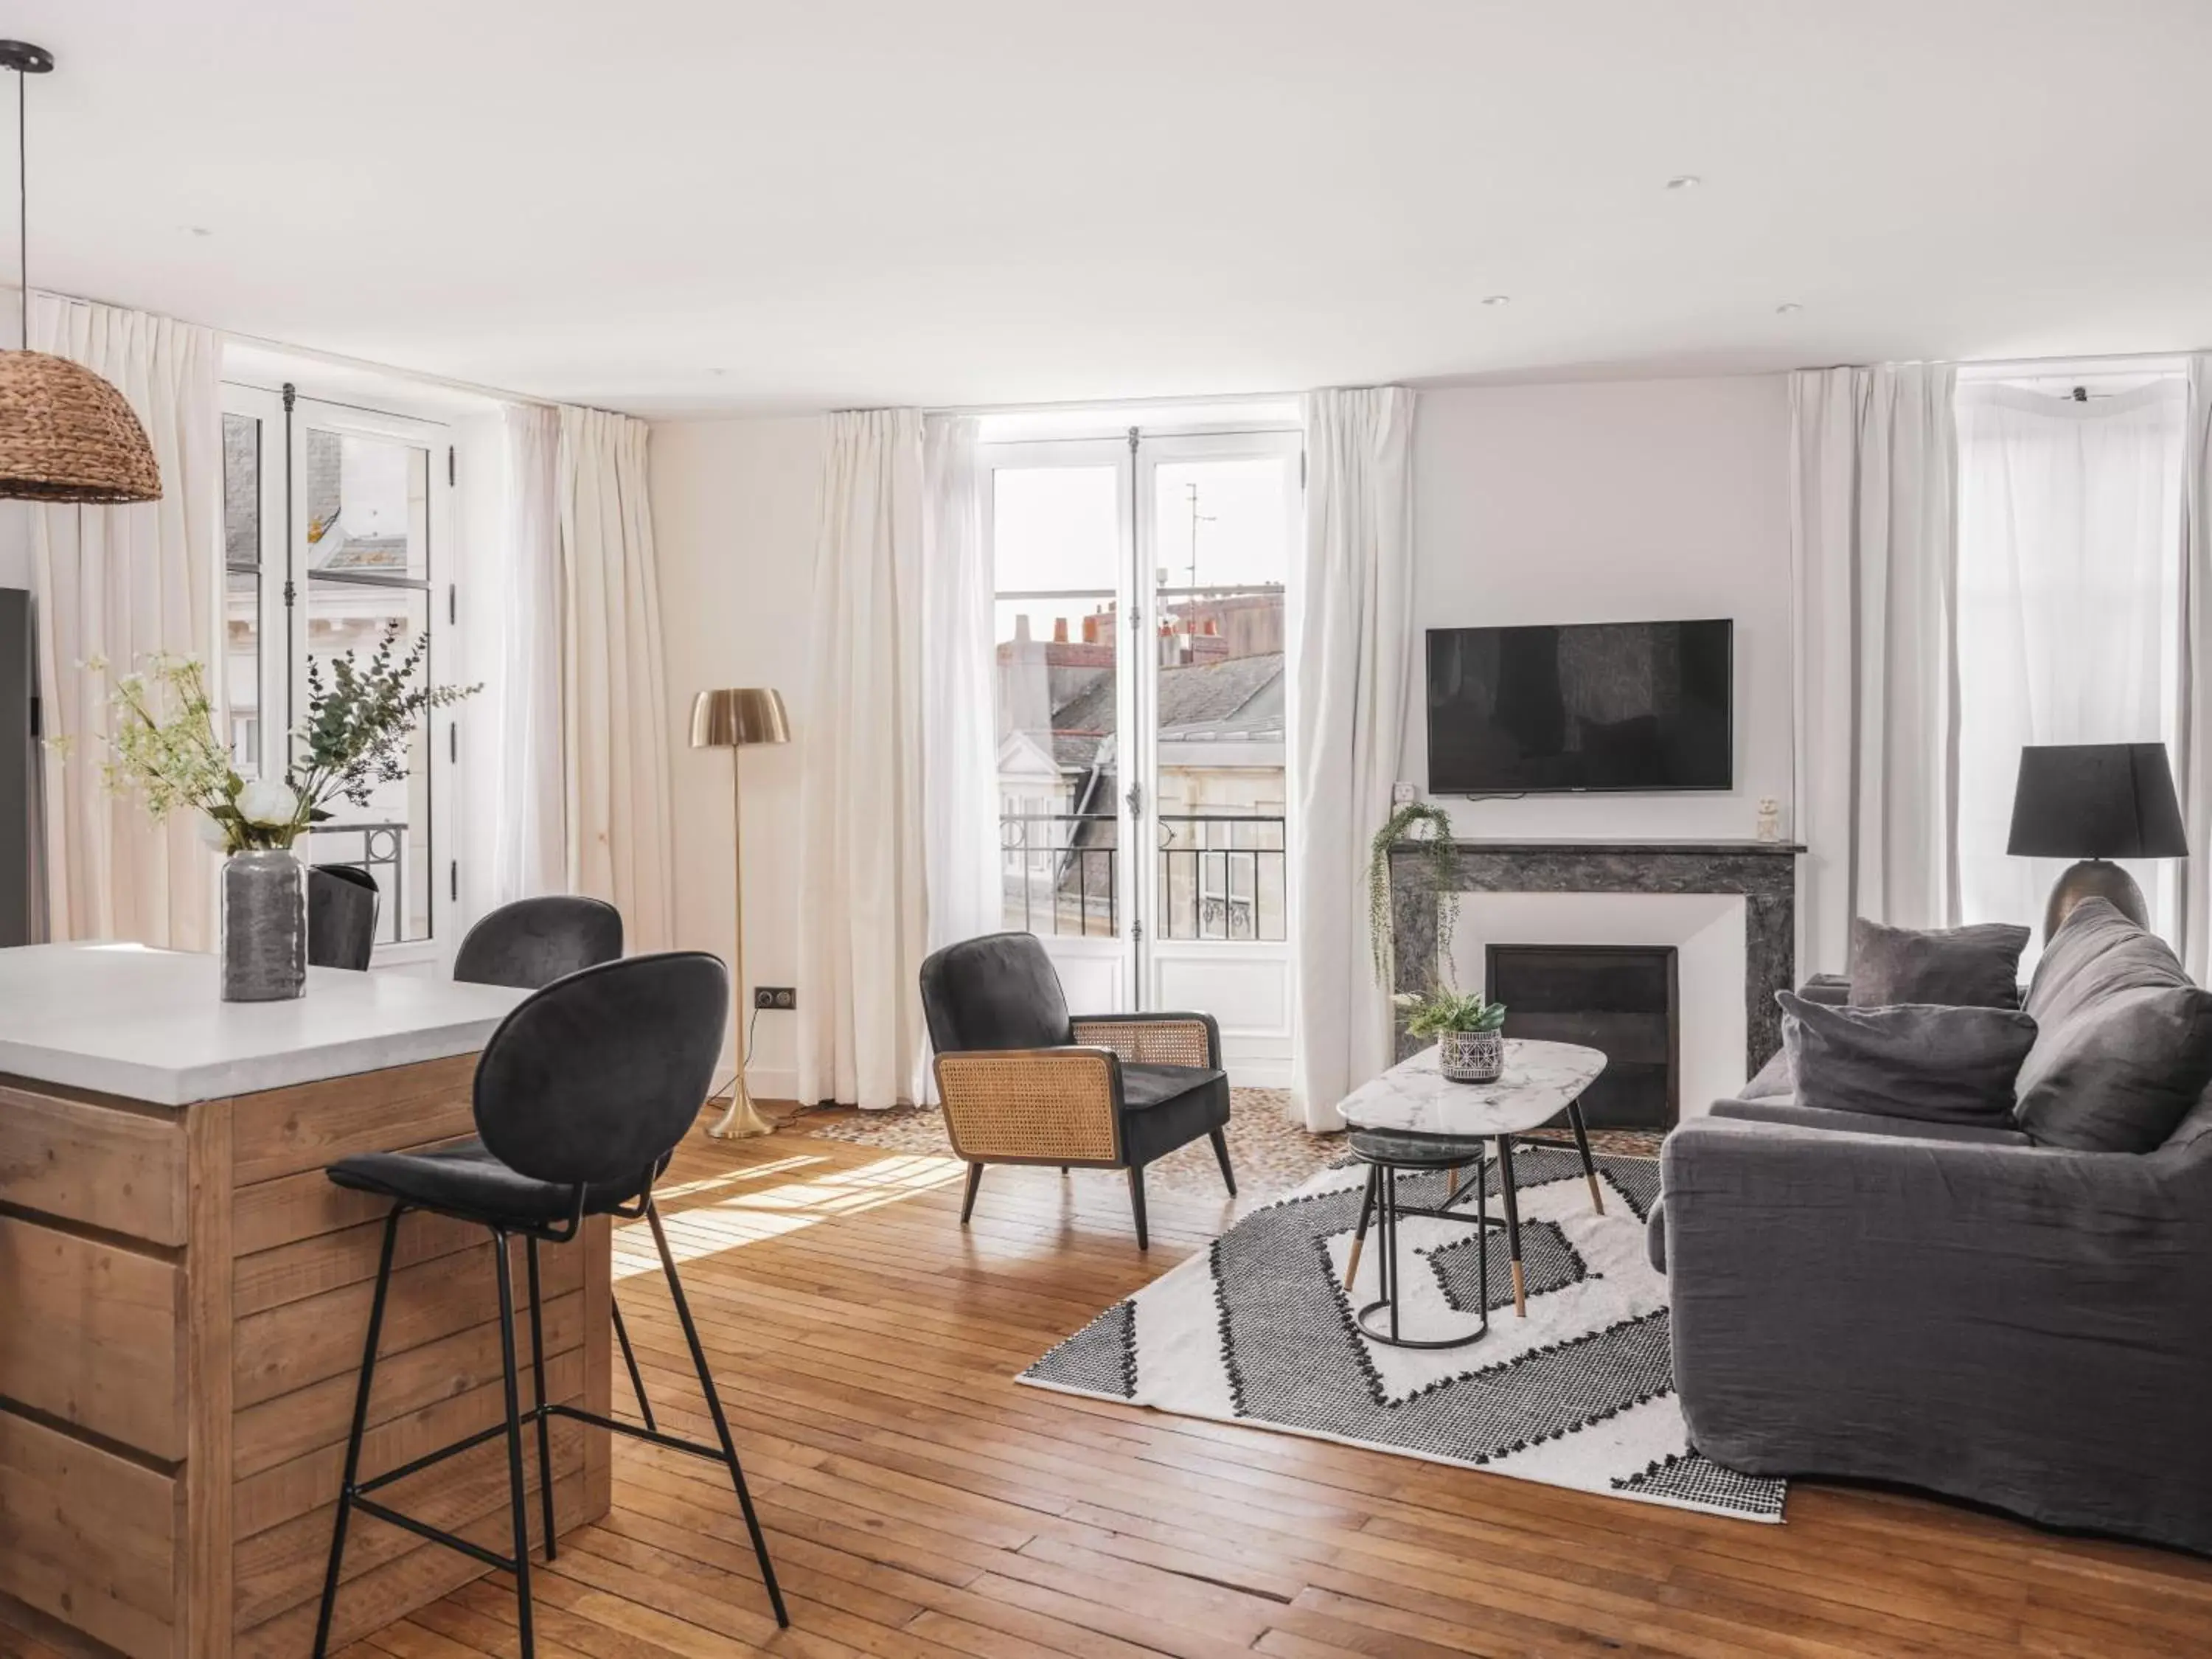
[1709,1096,2031,1145]
[933,1048,1124,1164]
[1071,1012,1222,1070]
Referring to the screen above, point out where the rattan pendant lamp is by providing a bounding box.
[0,41,160,504]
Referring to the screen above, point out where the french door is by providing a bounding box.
[220,383,458,968]
[983,425,1299,1082]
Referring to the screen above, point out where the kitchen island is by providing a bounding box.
[0,944,614,1659]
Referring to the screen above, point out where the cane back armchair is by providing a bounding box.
[919,931,1235,1248]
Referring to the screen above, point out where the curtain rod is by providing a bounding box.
[217,322,566,411]
[922,387,1307,417]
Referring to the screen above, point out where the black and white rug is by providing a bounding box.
[1018,1150,1786,1524]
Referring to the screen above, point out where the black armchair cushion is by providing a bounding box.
[919,932,1077,1054]
[1117,1063,1231,1167]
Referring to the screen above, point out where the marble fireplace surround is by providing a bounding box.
[1389,840,1806,1077]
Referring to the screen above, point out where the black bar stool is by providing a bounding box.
[311,951,786,1658]
[452,895,656,1430]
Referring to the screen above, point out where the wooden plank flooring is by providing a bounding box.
[159,1116,2212,1659]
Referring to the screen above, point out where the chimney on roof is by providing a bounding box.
[1015,613,1032,643]
[1203,617,1219,636]
[1082,613,1100,644]
[1053,617,1069,644]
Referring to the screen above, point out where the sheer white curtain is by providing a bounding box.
[1791,363,1959,974]
[557,406,675,951]
[1955,379,2188,956]
[796,410,930,1107]
[920,415,1000,954]
[1291,386,1416,1131]
[793,410,997,1108]
[32,294,220,948]
[493,403,565,904]
[2182,358,2212,979]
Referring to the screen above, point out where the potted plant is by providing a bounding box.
[1395,986,1509,1083]
[1367,799,1460,990]
[86,628,476,1001]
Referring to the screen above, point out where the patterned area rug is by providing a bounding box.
[1018,1151,1786,1525]
[801,1089,1666,1203]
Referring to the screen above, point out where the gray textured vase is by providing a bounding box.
[220,849,307,1002]
[1439,1029,1504,1084]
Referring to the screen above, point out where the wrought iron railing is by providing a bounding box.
[306,821,409,945]
[998,810,1287,942]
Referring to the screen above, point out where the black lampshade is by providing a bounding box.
[2007,743,2188,860]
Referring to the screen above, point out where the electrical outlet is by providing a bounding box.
[753,986,796,1011]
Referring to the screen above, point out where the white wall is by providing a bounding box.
[650,416,824,1099]
[1408,375,1793,841]
[647,375,1796,1102]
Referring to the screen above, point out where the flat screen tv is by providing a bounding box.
[1426,619,1733,794]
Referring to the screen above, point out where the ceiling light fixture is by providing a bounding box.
[1481,294,1512,307]
[1665,175,1702,191]
[0,41,161,504]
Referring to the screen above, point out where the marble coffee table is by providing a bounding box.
[1338,1040,1608,1340]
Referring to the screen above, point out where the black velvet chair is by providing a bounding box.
[453,894,625,989]
[453,895,657,1427]
[919,931,1234,1248]
[313,953,785,1656]
[307,864,379,970]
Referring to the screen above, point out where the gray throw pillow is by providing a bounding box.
[1778,991,2037,1129]
[1848,917,2029,1009]
[2015,899,2212,1152]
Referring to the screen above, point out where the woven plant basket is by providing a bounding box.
[0,349,161,502]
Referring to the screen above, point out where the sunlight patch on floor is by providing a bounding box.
[613,1148,967,1277]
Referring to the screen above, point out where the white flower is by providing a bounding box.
[236,778,300,827]
[194,813,230,852]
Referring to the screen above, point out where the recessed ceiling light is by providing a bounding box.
[1481,294,1512,307]
[1665,175,1702,191]
[1775,302,1804,314]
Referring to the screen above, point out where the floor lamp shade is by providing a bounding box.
[691,688,789,1138]
[2007,742,2187,940]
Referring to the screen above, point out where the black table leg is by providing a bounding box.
[1566,1097,1604,1214]
[1496,1134,1526,1317]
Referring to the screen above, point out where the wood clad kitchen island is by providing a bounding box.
[0,944,614,1659]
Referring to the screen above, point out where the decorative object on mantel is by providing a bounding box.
[83,630,477,1000]
[2008,741,2186,942]
[1396,985,1508,1082]
[690,686,791,1138]
[0,43,160,504]
[1754,796,1782,842]
[1368,799,1458,988]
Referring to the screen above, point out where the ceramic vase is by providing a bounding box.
[220,848,307,1001]
[1439,1028,1503,1084]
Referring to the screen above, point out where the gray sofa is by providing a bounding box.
[1652,939,2212,1554]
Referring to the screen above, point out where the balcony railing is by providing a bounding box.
[306,821,409,946]
[999,811,1287,942]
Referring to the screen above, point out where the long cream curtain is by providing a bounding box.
[1291,386,1417,1130]
[32,294,221,948]
[1790,363,1959,974]
[2182,358,2212,980]
[493,403,566,904]
[557,405,675,952]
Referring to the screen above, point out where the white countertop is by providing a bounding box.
[0,942,530,1105]
[1338,1040,1608,1138]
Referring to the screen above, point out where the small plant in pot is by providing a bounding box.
[1395,986,1509,1084]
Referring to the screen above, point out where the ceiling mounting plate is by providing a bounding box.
[0,42,54,75]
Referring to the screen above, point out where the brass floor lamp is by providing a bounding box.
[691,687,790,1138]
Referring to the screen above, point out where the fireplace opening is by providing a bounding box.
[1484,943,1680,1130]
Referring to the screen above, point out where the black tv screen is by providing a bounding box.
[1426,619,1733,794]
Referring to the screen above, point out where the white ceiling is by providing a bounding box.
[14,1,2212,416]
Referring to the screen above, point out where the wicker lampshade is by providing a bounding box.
[0,349,162,502]
[690,687,790,748]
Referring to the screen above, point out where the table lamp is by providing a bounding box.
[691,687,791,1138]
[2008,742,2187,942]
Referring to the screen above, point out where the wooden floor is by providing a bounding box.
[152,1118,2212,1659]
